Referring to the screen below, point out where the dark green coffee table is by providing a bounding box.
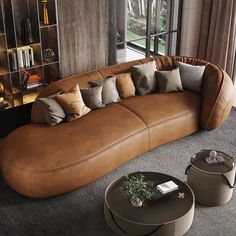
[104,172,194,236]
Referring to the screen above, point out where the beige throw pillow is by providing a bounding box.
[176,61,206,93]
[116,72,135,98]
[89,77,120,104]
[55,84,91,121]
[156,68,183,93]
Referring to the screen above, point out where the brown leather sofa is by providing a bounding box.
[0,56,234,198]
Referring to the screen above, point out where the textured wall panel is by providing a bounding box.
[58,0,113,77]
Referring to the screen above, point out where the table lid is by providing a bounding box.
[105,172,194,225]
[190,150,235,174]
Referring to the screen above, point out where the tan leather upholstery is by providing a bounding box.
[119,91,201,149]
[0,56,233,197]
[1,104,148,197]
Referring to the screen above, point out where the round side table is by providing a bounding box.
[186,149,236,206]
[104,172,194,236]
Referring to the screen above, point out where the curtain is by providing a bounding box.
[197,0,236,82]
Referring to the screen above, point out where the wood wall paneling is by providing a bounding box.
[58,0,116,78]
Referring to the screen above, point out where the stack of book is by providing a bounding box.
[157,180,179,194]
[17,46,34,68]
[26,74,43,90]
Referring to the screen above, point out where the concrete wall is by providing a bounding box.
[180,0,203,57]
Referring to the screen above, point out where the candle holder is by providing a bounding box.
[42,0,49,25]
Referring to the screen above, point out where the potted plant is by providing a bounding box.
[120,173,153,207]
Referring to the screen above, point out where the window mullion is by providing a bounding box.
[145,0,153,57]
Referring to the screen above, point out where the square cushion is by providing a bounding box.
[36,97,66,126]
[176,61,205,93]
[131,61,157,95]
[55,84,91,121]
[115,72,135,98]
[90,77,120,104]
[80,86,105,109]
[156,68,183,93]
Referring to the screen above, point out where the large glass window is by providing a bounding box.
[117,0,183,61]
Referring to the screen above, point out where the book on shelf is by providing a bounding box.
[8,50,18,71]
[26,82,43,90]
[17,46,34,68]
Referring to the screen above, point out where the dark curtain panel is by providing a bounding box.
[198,0,236,82]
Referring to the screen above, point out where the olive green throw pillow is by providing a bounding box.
[131,61,157,95]
[36,97,66,126]
[156,68,183,93]
[80,86,105,109]
[89,77,120,105]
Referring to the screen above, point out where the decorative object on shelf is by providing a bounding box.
[42,0,49,25]
[21,18,33,44]
[120,174,153,207]
[8,50,18,71]
[0,82,4,94]
[43,48,55,63]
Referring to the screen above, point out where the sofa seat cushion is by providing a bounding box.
[119,91,201,148]
[1,103,149,197]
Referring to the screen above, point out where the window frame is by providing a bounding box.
[117,0,183,57]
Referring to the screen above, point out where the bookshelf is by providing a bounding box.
[0,0,60,109]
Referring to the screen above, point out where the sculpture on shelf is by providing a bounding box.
[43,48,55,63]
[42,0,49,25]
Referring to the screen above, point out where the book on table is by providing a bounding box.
[157,180,179,194]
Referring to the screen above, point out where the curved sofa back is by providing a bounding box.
[31,56,234,131]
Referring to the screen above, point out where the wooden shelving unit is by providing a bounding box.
[0,0,60,109]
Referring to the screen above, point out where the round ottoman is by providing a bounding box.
[104,172,195,236]
[186,149,236,206]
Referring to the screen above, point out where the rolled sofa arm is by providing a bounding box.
[201,64,234,131]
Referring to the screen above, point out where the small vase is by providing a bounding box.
[130,196,143,207]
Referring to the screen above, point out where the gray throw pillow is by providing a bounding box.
[131,61,157,95]
[37,97,66,126]
[156,68,183,93]
[176,61,206,93]
[80,86,105,109]
[89,77,120,105]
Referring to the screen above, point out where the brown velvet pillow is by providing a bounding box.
[55,84,91,121]
[156,68,183,93]
[116,72,135,98]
